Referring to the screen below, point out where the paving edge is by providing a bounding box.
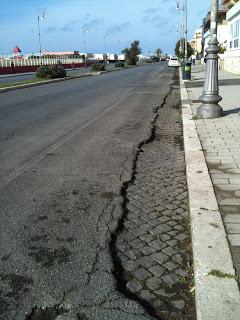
[179,70,240,320]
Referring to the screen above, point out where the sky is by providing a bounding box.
[0,0,211,56]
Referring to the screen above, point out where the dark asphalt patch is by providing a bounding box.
[25,304,68,320]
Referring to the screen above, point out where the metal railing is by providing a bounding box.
[0,57,84,68]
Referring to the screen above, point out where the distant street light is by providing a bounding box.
[184,0,188,62]
[197,0,223,118]
[37,11,45,65]
[104,33,109,63]
[83,27,89,68]
[176,1,188,61]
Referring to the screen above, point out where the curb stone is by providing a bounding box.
[179,70,240,320]
[0,73,94,93]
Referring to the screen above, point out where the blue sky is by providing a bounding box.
[0,0,211,55]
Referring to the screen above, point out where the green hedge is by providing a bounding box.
[36,64,66,79]
[91,64,106,72]
[115,62,125,68]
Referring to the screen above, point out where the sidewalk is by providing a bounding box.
[181,64,240,319]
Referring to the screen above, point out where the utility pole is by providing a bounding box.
[197,0,223,118]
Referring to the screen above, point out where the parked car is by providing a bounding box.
[168,56,180,67]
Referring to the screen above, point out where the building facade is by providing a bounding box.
[189,29,203,56]
[223,0,240,73]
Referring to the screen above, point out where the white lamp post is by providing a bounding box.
[37,11,45,65]
[83,27,89,68]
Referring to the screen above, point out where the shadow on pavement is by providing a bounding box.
[185,78,240,89]
[224,107,240,116]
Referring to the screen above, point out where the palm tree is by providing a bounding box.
[155,48,162,60]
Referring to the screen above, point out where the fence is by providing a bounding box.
[0,57,84,68]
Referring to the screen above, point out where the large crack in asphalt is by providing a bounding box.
[109,82,176,320]
[23,70,181,320]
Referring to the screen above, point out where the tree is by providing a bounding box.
[175,38,194,59]
[122,40,141,65]
[155,48,162,60]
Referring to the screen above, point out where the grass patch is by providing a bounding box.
[191,115,199,120]
[0,78,48,89]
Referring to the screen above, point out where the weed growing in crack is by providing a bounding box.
[208,269,237,279]
[191,115,199,120]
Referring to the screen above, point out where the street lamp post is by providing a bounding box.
[104,33,109,64]
[184,0,188,62]
[83,28,89,68]
[197,0,223,118]
[176,1,187,61]
[37,11,45,65]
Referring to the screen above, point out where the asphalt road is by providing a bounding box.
[0,68,90,84]
[0,63,175,320]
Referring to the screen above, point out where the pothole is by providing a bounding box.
[25,304,68,320]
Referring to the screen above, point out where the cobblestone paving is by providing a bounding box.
[116,86,195,320]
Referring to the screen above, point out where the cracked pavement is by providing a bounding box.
[0,64,194,319]
[116,83,195,320]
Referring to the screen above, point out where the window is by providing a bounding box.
[229,19,240,49]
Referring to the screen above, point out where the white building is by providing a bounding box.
[190,28,203,55]
[223,1,240,73]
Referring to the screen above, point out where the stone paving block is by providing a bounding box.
[132,268,152,281]
[126,279,143,293]
[129,227,148,237]
[148,265,165,277]
[136,256,156,268]
[225,223,240,234]
[139,245,158,255]
[217,185,240,191]
[175,268,189,277]
[163,261,178,271]
[122,260,139,272]
[229,178,240,185]
[218,164,239,170]
[151,251,169,265]
[145,276,163,291]
[172,254,183,264]
[139,234,155,243]
[175,233,188,241]
[220,198,240,206]
[171,300,185,311]
[156,288,175,298]
[162,246,178,257]
[150,224,172,235]
[124,248,142,260]
[159,234,171,241]
[139,290,156,302]
[130,238,145,249]
[162,274,180,286]
[228,234,240,246]
[149,239,168,250]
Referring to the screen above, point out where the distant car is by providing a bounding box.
[168,57,180,67]
[160,56,166,61]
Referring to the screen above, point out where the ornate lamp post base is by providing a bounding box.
[197,0,223,119]
[197,102,223,119]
